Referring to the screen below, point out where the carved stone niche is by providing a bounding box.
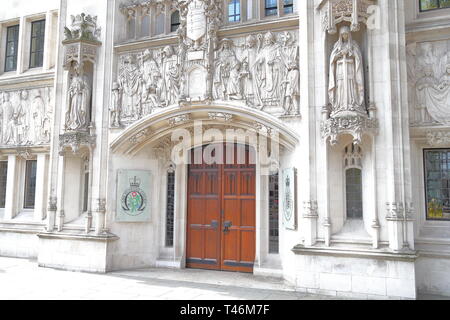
[318,0,376,34]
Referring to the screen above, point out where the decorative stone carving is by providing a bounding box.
[322,26,377,145]
[59,131,96,155]
[114,2,299,127]
[129,129,152,145]
[17,148,34,160]
[94,198,106,213]
[407,40,450,126]
[427,131,450,147]
[386,202,414,220]
[253,121,274,137]
[318,0,375,34]
[208,112,232,122]
[168,114,191,127]
[0,88,53,147]
[64,13,101,42]
[303,201,319,218]
[47,196,58,212]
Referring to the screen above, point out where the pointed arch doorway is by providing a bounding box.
[186,143,256,273]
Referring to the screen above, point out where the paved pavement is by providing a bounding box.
[0,256,338,300]
[0,257,448,300]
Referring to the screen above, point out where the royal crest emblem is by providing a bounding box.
[121,176,147,216]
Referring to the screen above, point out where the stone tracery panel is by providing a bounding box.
[407,39,450,127]
[0,87,54,147]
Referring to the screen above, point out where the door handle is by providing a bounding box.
[223,221,232,233]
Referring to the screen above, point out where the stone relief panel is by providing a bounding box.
[112,30,299,128]
[407,40,450,127]
[0,88,53,147]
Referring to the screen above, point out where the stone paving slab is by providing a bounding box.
[1,256,447,300]
[0,257,340,300]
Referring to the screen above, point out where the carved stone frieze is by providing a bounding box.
[114,1,299,128]
[0,88,53,147]
[407,40,450,127]
[426,131,450,147]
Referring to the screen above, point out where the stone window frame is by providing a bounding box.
[343,144,364,221]
[23,158,38,210]
[29,19,46,69]
[0,18,21,75]
[4,24,20,72]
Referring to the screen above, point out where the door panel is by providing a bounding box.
[186,144,256,273]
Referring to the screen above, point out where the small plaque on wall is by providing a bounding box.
[282,168,297,230]
[116,170,151,222]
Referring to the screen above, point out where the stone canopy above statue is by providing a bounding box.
[112,0,300,129]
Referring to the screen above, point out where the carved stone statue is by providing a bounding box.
[110,81,122,128]
[281,60,300,115]
[118,55,141,121]
[214,39,236,100]
[328,26,366,117]
[226,60,244,100]
[161,46,180,106]
[253,32,282,109]
[66,68,91,131]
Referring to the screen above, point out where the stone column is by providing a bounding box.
[298,0,318,246]
[4,155,19,220]
[17,16,26,74]
[56,155,65,231]
[43,11,53,71]
[33,154,47,221]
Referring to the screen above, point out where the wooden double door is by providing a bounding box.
[186,144,256,273]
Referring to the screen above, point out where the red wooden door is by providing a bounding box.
[186,144,256,273]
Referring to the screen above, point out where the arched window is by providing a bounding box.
[345,168,363,219]
[170,10,180,32]
[228,0,241,22]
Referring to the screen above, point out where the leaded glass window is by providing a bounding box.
[0,162,8,208]
[228,0,241,22]
[269,172,279,254]
[30,20,45,69]
[424,149,450,220]
[166,171,175,247]
[171,11,180,32]
[24,160,37,209]
[420,0,450,11]
[265,0,278,16]
[284,0,294,14]
[5,25,19,72]
[345,168,363,219]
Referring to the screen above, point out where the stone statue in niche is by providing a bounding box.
[110,81,122,128]
[65,67,91,131]
[328,25,366,118]
[253,32,282,109]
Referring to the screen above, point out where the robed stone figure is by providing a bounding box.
[66,69,91,131]
[328,26,366,117]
